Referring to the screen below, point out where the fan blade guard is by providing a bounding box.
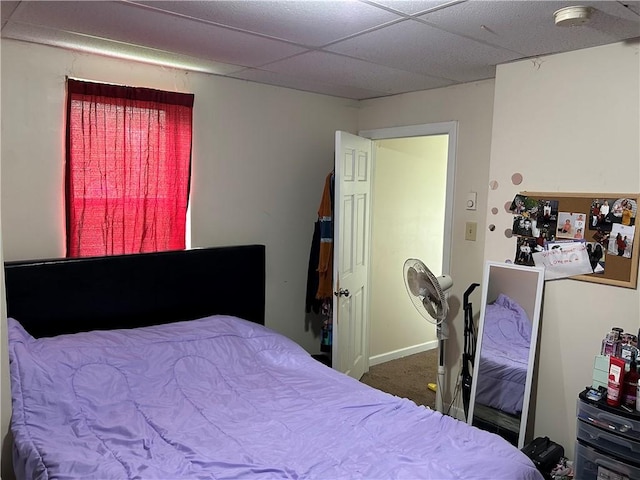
[403,258,451,324]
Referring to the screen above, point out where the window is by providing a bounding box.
[65,79,194,257]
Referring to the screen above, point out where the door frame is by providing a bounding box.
[358,121,458,360]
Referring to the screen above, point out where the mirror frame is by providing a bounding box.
[467,261,545,449]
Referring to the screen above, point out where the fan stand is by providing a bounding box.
[402,258,452,415]
[435,327,445,413]
[427,339,445,414]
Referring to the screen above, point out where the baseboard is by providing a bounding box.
[368,340,438,367]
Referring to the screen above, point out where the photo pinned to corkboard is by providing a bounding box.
[535,199,559,242]
[515,236,538,267]
[585,241,605,275]
[589,197,637,232]
[609,224,635,259]
[557,212,587,240]
[522,192,640,288]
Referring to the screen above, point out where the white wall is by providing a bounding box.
[369,136,447,362]
[0,39,359,356]
[485,41,640,459]
[358,80,496,411]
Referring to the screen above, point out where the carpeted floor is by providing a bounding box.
[360,348,438,409]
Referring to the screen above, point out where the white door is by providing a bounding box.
[332,131,372,380]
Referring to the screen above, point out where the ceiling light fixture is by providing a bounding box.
[554,6,593,27]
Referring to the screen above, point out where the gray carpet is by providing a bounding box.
[360,348,438,409]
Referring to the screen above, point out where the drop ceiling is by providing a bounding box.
[1,0,639,100]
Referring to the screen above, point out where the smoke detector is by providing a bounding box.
[554,6,593,26]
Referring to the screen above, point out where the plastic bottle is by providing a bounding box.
[612,327,624,340]
[637,330,640,412]
[607,356,626,407]
[636,362,640,413]
[623,356,639,407]
[601,332,617,356]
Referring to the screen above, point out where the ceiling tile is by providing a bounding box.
[131,0,403,46]
[418,1,640,57]
[625,2,640,15]
[229,68,385,100]
[263,50,454,94]
[7,1,306,67]
[1,22,244,75]
[326,18,517,82]
[0,1,20,25]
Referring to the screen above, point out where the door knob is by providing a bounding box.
[334,288,350,297]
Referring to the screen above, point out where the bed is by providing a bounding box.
[474,294,532,416]
[6,246,544,480]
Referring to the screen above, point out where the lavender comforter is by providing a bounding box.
[9,315,543,480]
[475,294,532,415]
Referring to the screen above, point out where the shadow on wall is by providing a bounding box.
[2,430,16,480]
[304,311,325,343]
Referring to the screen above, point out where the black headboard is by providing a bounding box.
[4,245,266,338]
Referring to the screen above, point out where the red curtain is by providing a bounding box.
[66,79,194,257]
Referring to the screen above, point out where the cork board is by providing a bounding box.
[521,192,639,289]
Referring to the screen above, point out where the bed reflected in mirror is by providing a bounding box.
[467,261,545,449]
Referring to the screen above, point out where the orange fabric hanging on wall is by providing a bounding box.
[316,171,334,299]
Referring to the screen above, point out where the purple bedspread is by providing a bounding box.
[9,315,543,480]
[475,294,532,415]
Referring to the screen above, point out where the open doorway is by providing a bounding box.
[369,135,448,362]
[361,122,455,365]
[358,123,455,409]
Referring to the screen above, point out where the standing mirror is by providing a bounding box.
[467,261,545,449]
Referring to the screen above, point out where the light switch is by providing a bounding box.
[466,192,477,210]
[465,222,477,241]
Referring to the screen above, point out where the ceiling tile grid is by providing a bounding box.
[1,0,638,100]
[324,18,519,82]
[418,1,640,57]
[256,49,455,95]
[134,0,405,46]
[229,66,386,99]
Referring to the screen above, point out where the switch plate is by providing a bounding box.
[465,222,477,241]
[466,192,477,210]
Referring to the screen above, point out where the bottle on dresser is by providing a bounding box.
[637,328,640,412]
[601,329,620,357]
[607,355,626,407]
[621,353,638,409]
[637,370,640,412]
